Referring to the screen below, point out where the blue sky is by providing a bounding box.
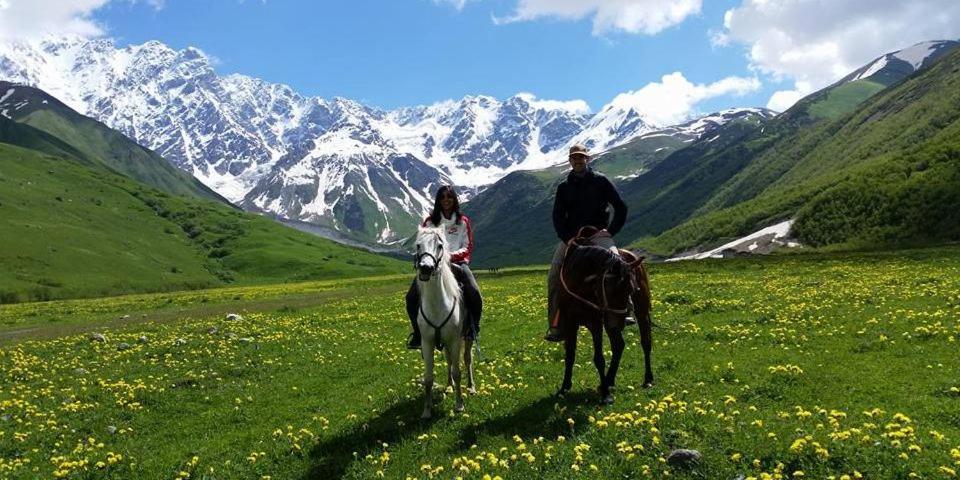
[5,0,957,120]
[91,0,776,114]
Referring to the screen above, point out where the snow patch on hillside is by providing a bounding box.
[0,88,15,104]
[668,219,798,261]
[854,56,888,81]
[894,41,940,68]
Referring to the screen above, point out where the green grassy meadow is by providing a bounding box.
[1,247,959,479]
[0,143,405,303]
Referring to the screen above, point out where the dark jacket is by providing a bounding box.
[552,168,628,243]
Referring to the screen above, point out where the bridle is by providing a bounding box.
[414,251,440,277]
[413,231,443,277]
[559,247,632,315]
[559,231,647,316]
[414,232,459,350]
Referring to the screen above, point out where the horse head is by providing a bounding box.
[415,226,447,281]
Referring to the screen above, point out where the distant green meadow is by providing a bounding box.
[1,247,959,479]
[0,143,406,304]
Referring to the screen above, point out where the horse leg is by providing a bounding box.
[421,339,435,420]
[446,361,453,393]
[590,325,612,404]
[604,322,625,400]
[447,340,464,412]
[463,339,476,395]
[639,313,654,388]
[558,327,576,395]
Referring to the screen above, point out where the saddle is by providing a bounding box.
[568,226,644,266]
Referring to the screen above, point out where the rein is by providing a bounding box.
[419,292,459,351]
[559,240,631,316]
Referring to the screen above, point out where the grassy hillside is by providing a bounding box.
[0,81,225,202]
[615,117,773,241]
[805,80,886,120]
[639,47,960,254]
[1,246,958,478]
[468,171,558,267]
[0,143,405,303]
[614,71,920,249]
[0,114,87,160]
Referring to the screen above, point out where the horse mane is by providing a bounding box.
[416,226,459,301]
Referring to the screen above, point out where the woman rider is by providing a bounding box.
[406,185,483,351]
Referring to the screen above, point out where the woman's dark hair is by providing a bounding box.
[429,185,461,226]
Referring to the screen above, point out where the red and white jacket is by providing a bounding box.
[422,213,474,264]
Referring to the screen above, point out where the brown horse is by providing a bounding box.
[556,239,653,405]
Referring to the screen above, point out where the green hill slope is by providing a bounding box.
[614,116,773,241]
[641,47,960,254]
[614,53,947,248]
[0,81,225,202]
[0,142,404,303]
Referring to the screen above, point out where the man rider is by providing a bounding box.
[544,144,628,342]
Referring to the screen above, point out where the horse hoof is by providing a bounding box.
[556,387,570,397]
[467,387,477,395]
[455,403,465,413]
[642,381,654,389]
[421,411,432,420]
[600,393,615,405]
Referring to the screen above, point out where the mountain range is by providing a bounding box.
[0,36,667,245]
[2,36,957,268]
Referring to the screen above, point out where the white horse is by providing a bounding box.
[414,226,466,419]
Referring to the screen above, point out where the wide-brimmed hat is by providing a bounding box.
[568,144,590,158]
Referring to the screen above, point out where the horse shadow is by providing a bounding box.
[302,396,441,479]
[453,391,597,452]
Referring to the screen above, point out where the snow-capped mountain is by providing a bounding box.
[655,107,776,141]
[0,36,661,244]
[567,95,659,153]
[841,40,960,86]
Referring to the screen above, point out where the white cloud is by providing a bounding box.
[720,0,960,110]
[0,0,163,42]
[432,0,470,10]
[766,89,803,112]
[610,72,760,125]
[494,0,702,35]
[515,92,591,115]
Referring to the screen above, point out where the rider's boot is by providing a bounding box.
[545,309,563,342]
[544,327,563,342]
[625,296,638,326]
[407,331,421,350]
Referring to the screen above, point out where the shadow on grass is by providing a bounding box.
[454,391,598,451]
[302,396,442,479]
